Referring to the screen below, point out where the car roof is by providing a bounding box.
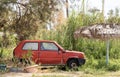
[21,40,55,42]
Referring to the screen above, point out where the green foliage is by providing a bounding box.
[107,62,120,71]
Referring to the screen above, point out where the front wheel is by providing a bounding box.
[67,59,79,70]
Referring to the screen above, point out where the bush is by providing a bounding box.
[106,60,120,71]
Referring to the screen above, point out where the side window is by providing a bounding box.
[41,42,58,51]
[23,42,38,50]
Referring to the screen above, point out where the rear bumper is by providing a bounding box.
[78,58,86,65]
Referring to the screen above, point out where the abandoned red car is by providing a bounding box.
[13,40,85,68]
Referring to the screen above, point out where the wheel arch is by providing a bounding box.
[66,57,79,65]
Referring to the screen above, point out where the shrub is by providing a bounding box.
[106,60,120,71]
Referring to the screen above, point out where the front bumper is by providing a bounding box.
[78,58,86,65]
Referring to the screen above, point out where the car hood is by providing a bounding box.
[65,50,84,54]
[63,50,85,58]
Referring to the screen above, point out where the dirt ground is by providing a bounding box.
[1,65,120,77]
[1,72,79,77]
[1,70,120,77]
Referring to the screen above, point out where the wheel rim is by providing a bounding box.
[71,62,77,68]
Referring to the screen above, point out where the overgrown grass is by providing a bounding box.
[42,21,120,71]
[79,59,120,72]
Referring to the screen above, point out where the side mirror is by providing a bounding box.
[62,50,66,53]
[58,48,65,53]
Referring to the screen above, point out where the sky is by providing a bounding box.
[66,0,120,17]
[88,0,120,17]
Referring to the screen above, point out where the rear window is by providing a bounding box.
[22,42,38,50]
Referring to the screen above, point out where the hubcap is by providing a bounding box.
[71,63,77,68]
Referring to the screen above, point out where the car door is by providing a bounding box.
[22,42,40,64]
[39,42,63,65]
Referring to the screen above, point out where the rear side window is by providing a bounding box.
[23,42,38,50]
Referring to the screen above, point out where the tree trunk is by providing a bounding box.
[82,0,85,14]
[102,0,104,21]
[66,0,69,17]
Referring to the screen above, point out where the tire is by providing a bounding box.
[67,59,79,70]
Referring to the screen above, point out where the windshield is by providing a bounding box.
[54,42,64,50]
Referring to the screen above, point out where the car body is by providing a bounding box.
[13,40,85,68]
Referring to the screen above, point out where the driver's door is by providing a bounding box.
[39,42,62,65]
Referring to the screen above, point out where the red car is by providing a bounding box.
[13,40,85,68]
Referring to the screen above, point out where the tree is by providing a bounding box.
[0,0,15,47]
[107,8,120,24]
[0,0,59,42]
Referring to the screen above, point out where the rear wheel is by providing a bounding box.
[67,59,79,70]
